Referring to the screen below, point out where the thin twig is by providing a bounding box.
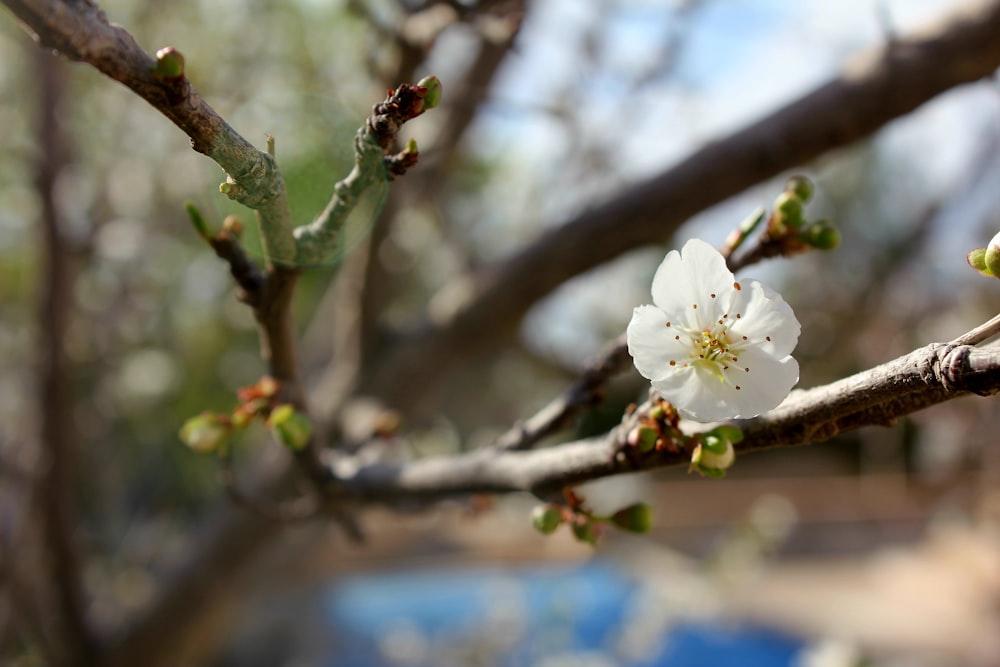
[494,335,631,451]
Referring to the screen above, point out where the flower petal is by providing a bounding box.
[729,281,800,358]
[651,239,735,329]
[627,305,688,382]
[651,365,737,422]
[729,348,799,417]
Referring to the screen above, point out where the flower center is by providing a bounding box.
[667,313,751,389]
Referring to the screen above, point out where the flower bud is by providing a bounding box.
[179,412,231,454]
[416,76,442,110]
[154,47,185,79]
[691,434,735,476]
[773,192,804,228]
[571,518,599,546]
[610,503,653,534]
[785,175,813,202]
[967,248,992,277]
[627,425,659,452]
[985,231,1000,277]
[802,220,841,250]
[531,505,564,535]
[268,404,313,451]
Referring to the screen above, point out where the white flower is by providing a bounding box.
[627,238,800,422]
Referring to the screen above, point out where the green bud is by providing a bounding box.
[700,434,728,456]
[179,412,231,454]
[985,231,1000,277]
[802,220,841,250]
[785,175,813,202]
[185,201,212,240]
[404,138,418,154]
[416,76,442,110]
[154,46,185,79]
[967,248,993,277]
[648,404,666,421]
[610,503,653,534]
[571,518,599,546]
[268,404,313,451]
[627,425,659,453]
[691,439,735,475]
[531,505,564,535]
[773,192,804,228]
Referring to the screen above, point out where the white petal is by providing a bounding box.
[651,239,734,328]
[652,350,798,421]
[729,280,800,358]
[626,305,689,382]
[651,364,738,422]
[729,348,799,417]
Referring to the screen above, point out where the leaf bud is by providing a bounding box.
[802,220,841,250]
[416,76,442,110]
[185,201,212,240]
[571,518,599,546]
[531,505,564,535]
[785,175,814,202]
[610,503,653,534]
[268,405,313,451]
[154,46,185,79]
[627,425,659,452]
[773,192,804,228]
[985,231,1000,277]
[179,412,231,454]
[967,247,992,277]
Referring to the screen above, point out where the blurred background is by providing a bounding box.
[2,0,1000,665]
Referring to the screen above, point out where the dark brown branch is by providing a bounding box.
[32,48,97,666]
[363,0,1000,411]
[340,343,1000,501]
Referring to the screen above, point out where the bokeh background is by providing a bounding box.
[2,0,1000,665]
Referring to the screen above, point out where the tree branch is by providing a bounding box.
[339,341,1000,502]
[32,47,96,667]
[362,0,1000,411]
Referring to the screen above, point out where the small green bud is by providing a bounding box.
[785,175,813,202]
[648,404,666,420]
[404,138,418,154]
[268,405,313,451]
[531,505,564,535]
[700,434,728,456]
[985,231,1000,277]
[691,438,735,475]
[802,220,841,250]
[610,503,653,534]
[571,518,599,546]
[185,201,212,240]
[773,192,804,228]
[967,248,992,276]
[179,412,231,454]
[627,425,659,453]
[154,46,185,79]
[416,76,442,110]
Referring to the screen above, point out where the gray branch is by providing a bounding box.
[338,343,1000,501]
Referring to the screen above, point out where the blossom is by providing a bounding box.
[627,238,800,422]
